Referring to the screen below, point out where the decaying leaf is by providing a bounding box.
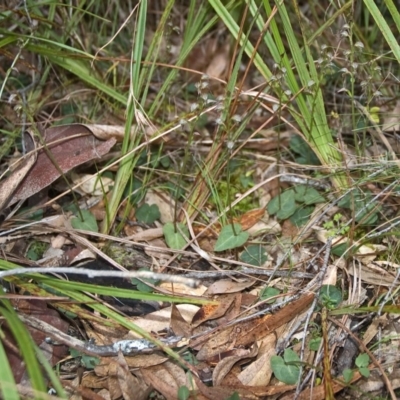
[141,361,187,400]
[0,130,37,211]
[193,293,315,361]
[212,343,258,386]
[1,124,116,209]
[170,304,192,338]
[238,334,276,386]
[191,294,237,328]
[205,279,256,295]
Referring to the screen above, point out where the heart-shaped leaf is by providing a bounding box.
[136,203,160,224]
[267,190,297,220]
[214,223,249,252]
[271,349,301,385]
[163,222,189,250]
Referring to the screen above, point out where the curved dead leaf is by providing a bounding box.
[205,279,256,295]
[3,124,116,207]
[212,344,258,386]
[0,131,37,211]
[238,334,276,386]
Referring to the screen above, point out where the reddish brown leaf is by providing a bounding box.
[0,131,37,210]
[170,304,192,338]
[235,293,315,346]
[191,294,236,328]
[238,208,265,231]
[5,124,116,207]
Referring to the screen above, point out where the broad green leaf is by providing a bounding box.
[71,210,98,233]
[355,353,370,368]
[177,386,190,400]
[342,368,354,383]
[289,135,320,165]
[294,185,325,205]
[319,285,342,309]
[163,222,189,250]
[290,205,314,227]
[135,203,160,224]
[214,223,249,252]
[271,349,301,385]
[240,245,268,266]
[259,287,280,303]
[267,190,297,220]
[309,337,322,351]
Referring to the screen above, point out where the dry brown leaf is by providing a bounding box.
[206,279,256,295]
[160,282,207,297]
[7,299,69,383]
[107,375,122,400]
[194,293,314,360]
[191,294,236,328]
[205,42,230,80]
[382,100,400,132]
[81,372,108,389]
[3,124,116,207]
[127,304,200,338]
[239,208,265,231]
[212,344,258,386]
[238,334,276,386]
[194,375,259,400]
[116,353,150,400]
[0,131,37,210]
[124,227,164,241]
[170,304,192,338]
[70,172,113,195]
[141,361,187,400]
[348,261,396,286]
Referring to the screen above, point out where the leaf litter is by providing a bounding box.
[1,3,400,400]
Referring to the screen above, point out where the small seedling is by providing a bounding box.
[318,285,342,309]
[271,348,302,385]
[342,353,370,383]
[267,185,325,225]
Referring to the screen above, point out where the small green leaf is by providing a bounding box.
[259,287,280,303]
[271,349,301,385]
[136,203,160,224]
[342,368,354,383]
[294,185,325,205]
[177,386,190,400]
[289,135,320,165]
[163,222,189,250]
[290,205,314,227]
[358,367,370,378]
[71,210,98,232]
[331,242,350,257]
[81,354,100,369]
[309,337,322,351]
[214,223,249,252]
[319,285,342,309]
[240,244,268,266]
[355,353,370,368]
[267,190,297,220]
